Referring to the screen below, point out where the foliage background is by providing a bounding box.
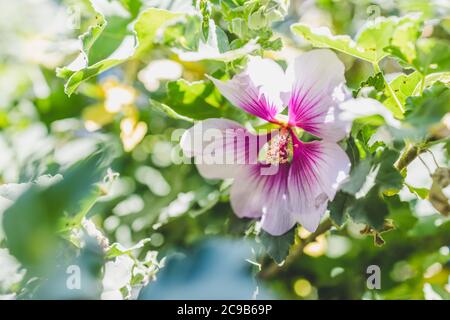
[0,0,449,300]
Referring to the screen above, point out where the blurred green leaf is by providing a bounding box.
[328,191,354,226]
[428,284,450,300]
[406,184,429,199]
[149,99,194,123]
[341,158,372,195]
[31,237,104,299]
[348,187,389,230]
[58,7,182,96]
[138,239,271,299]
[405,82,450,135]
[408,215,449,237]
[106,238,151,259]
[119,0,143,18]
[134,8,182,57]
[413,39,450,75]
[386,195,417,230]
[375,149,403,193]
[259,227,295,264]
[414,72,450,95]
[385,17,423,65]
[56,3,135,96]
[58,59,126,97]
[3,151,108,268]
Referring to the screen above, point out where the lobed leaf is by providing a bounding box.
[292,15,422,64]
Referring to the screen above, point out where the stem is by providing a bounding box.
[259,218,333,279]
[419,74,425,95]
[373,63,404,113]
[394,144,421,171]
[394,135,443,172]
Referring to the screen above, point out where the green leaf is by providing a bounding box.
[164,79,224,120]
[32,237,104,299]
[356,18,402,63]
[292,23,373,62]
[428,284,450,300]
[292,15,421,63]
[158,14,202,51]
[413,72,450,95]
[386,82,450,142]
[406,184,429,199]
[106,238,151,259]
[58,59,127,97]
[215,25,230,53]
[385,17,423,65]
[339,147,403,199]
[88,16,133,65]
[173,18,259,62]
[2,151,108,268]
[384,71,421,119]
[328,191,355,226]
[405,82,450,132]
[56,1,137,96]
[353,72,385,98]
[413,39,450,75]
[386,195,417,230]
[445,139,450,158]
[57,7,182,96]
[259,227,295,264]
[408,215,448,238]
[134,8,182,57]
[79,14,107,64]
[119,0,143,18]
[149,99,194,123]
[341,158,372,195]
[375,149,404,193]
[348,187,389,230]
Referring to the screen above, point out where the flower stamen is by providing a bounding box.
[266,127,292,164]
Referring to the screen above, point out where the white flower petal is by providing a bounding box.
[208,56,289,121]
[286,49,347,141]
[180,119,265,179]
[230,164,295,235]
[288,140,350,232]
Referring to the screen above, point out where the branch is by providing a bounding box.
[394,144,421,171]
[259,218,333,279]
[394,135,446,172]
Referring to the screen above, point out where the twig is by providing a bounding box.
[426,149,440,168]
[259,218,333,279]
[417,154,432,176]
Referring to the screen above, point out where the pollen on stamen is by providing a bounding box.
[266,128,292,164]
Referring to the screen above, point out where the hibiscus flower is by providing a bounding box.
[181,49,352,235]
